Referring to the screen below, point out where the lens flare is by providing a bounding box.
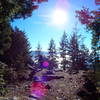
[42,61,49,67]
[30,82,48,98]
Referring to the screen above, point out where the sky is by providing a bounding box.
[11,0,99,51]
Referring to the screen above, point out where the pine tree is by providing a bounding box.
[0,0,48,85]
[0,0,47,56]
[78,44,90,70]
[68,32,80,70]
[67,29,90,71]
[59,32,68,70]
[35,43,42,58]
[48,39,58,70]
[34,43,43,69]
[76,7,100,72]
[2,28,31,82]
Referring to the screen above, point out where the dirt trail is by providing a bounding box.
[41,71,86,100]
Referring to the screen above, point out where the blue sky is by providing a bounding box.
[11,0,98,51]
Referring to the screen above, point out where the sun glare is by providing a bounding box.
[52,9,67,26]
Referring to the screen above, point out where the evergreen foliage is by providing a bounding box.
[48,39,58,70]
[67,32,80,70]
[79,44,90,69]
[34,43,43,69]
[66,28,90,71]
[76,8,100,72]
[0,0,47,22]
[0,22,12,55]
[0,0,46,55]
[59,32,69,70]
[1,28,31,83]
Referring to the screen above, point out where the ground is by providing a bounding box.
[41,70,86,100]
[0,70,96,100]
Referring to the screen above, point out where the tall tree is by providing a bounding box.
[35,43,42,58]
[76,7,100,72]
[68,32,80,70]
[0,0,47,56]
[48,39,58,70]
[78,44,90,69]
[67,28,89,71]
[34,43,43,69]
[0,0,48,90]
[2,28,31,82]
[59,32,68,70]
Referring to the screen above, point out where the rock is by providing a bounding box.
[13,96,18,100]
[56,96,62,100]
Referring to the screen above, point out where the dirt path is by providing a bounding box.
[41,71,86,100]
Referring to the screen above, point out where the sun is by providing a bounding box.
[52,9,67,26]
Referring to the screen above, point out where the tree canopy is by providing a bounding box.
[76,7,100,71]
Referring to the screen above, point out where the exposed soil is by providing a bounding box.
[3,70,96,100]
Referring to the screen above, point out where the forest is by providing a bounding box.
[0,0,100,100]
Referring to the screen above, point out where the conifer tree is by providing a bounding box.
[0,0,48,85]
[2,28,31,82]
[59,32,68,70]
[68,32,80,70]
[48,39,58,70]
[78,44,90,69]
[0,0,47,55]
[34,43,43,69]
[76,7,100,72]
[67,29,90,71]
